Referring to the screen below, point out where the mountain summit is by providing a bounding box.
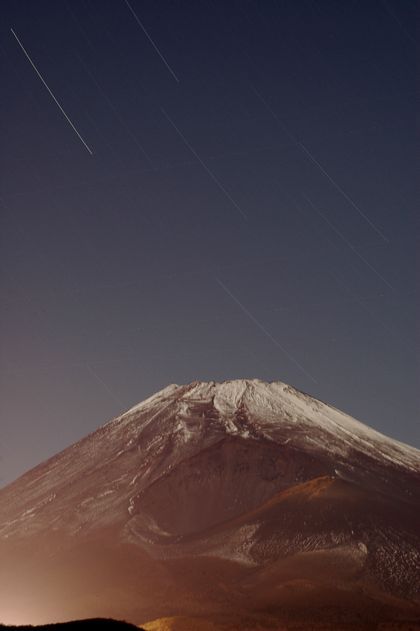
[1,379,419,628]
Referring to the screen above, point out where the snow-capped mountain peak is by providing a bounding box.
[0,379,419,625]
[112,379,419,474]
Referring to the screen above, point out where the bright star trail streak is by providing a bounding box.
[161,108,248,220]
[298,142,389,243]
[10,28,93,155]
[290,195,392,295]
[216,278,317,383]
[249,82,389,243]
[124,0,180,83]
[300,194,394,290]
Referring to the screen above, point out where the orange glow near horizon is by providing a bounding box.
[0,601,59,626]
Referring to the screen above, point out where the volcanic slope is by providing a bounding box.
[0,379,419,628]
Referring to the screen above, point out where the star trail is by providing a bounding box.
[0,0,417,486]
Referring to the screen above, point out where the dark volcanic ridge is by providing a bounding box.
[0,379,419,627]
[0,620,142,630]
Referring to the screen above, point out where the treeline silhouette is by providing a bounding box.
[0,619,144,630]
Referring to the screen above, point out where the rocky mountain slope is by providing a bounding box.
[0,380,419,629]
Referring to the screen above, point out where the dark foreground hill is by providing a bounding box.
[0,620,143,630]
[0,380,419,628]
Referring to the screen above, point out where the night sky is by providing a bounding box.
[0,0,417,487]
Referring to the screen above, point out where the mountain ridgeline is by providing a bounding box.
[0,380,419,629]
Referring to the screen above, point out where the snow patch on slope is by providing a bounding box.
[111,383,180,424]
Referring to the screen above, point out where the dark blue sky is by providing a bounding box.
[0,0,417,486]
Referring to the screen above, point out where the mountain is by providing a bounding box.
[0,379,419,629]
